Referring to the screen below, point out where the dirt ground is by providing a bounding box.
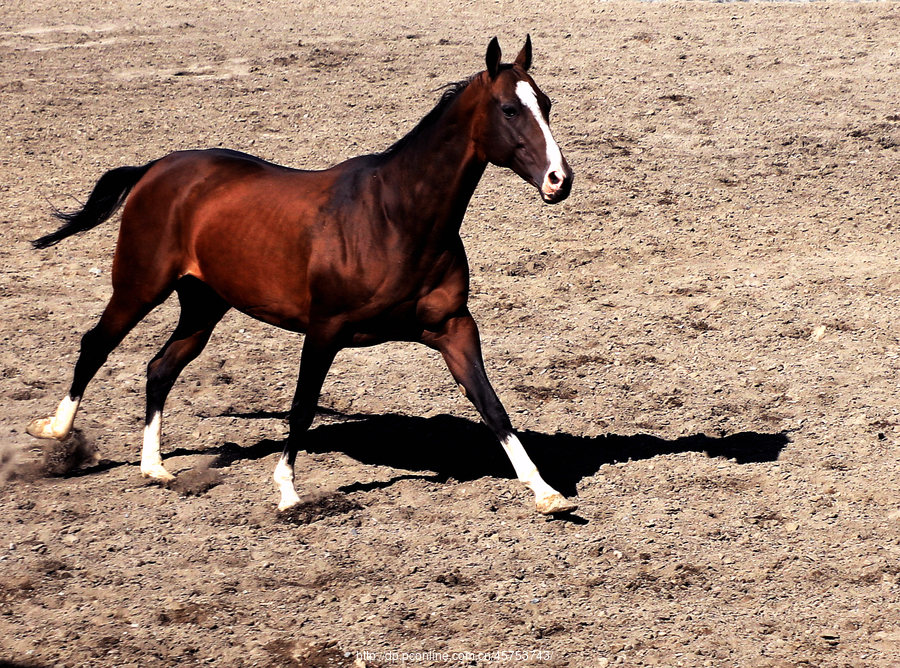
[2,1,900,666]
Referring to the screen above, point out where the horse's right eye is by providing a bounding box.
[502,105,517,118]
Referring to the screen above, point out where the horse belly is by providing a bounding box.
[186,197,318,332]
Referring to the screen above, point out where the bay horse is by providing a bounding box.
[27,36,576,514]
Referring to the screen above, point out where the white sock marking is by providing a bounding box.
[500,433,558,500]
[140,411,173,481]
[142,412,162,466]
[28,395,80,440]
[51,395,80,439]
[274,455,301,510]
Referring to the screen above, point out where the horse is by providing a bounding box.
[27,36,576,515]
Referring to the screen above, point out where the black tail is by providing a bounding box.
[32,160,159,250]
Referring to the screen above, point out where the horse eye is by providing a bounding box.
[502,104,517,118]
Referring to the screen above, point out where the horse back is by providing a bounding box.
[114,149,468,338]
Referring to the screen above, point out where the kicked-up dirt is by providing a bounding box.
[2,1,900,666]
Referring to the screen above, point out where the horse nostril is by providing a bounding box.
[548,171,561,185]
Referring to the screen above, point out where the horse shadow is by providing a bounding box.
[207,409,790,499]
[63,409,789,499]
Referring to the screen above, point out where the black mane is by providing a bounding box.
[378,76,476,159]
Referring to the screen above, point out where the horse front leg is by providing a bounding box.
[423,313,577,515]
[275,331,339,511]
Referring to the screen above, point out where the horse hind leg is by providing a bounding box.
[27,289,161,441]
[141,277,230,482]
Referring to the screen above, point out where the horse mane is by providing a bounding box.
[378,75,477,159]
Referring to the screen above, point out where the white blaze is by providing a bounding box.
[515,80,566,180]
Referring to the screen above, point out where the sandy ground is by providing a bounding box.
[2,1,900,666]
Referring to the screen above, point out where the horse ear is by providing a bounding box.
[486,37,502,78]
[514,34,532,71]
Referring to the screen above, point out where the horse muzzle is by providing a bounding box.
[540,167,573,204]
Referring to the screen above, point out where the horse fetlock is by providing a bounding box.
[534,491,577,515]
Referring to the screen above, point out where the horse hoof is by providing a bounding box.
[277,493,302,512]
[26,417,67,441]
[535,493,577,515]
[141,466,176,483]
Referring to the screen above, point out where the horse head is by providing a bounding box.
[474,36,573,204]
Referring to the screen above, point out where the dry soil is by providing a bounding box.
[2,2,900,667]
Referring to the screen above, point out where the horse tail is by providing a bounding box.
[32,160,160,250]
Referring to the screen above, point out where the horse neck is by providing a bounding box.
[376,81,488,234]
